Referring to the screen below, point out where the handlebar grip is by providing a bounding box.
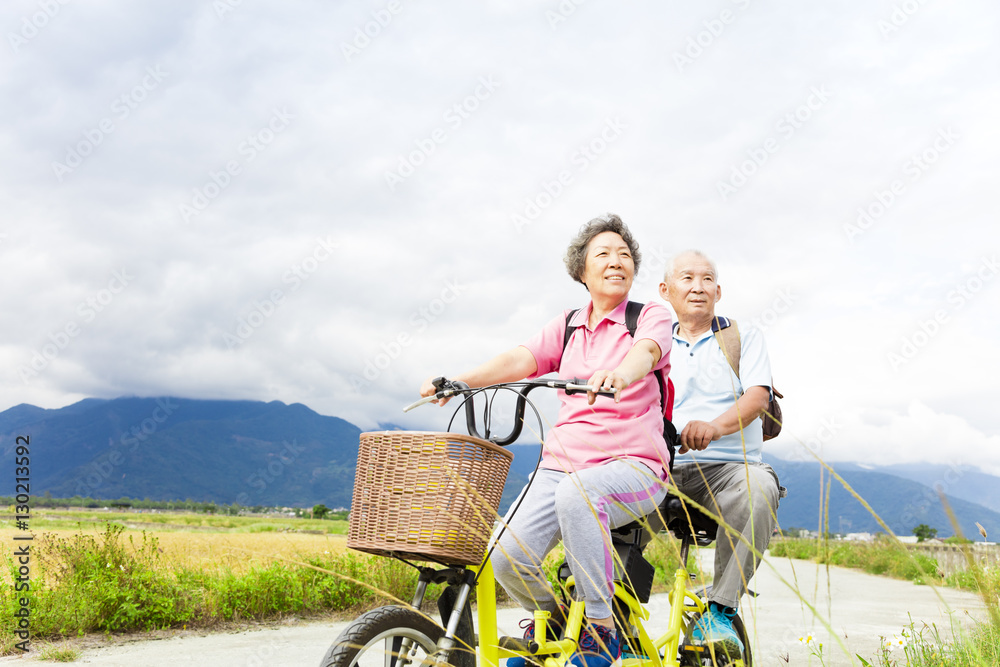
[564,379,619,397]
[402,394,442,412]
[402,378,465,412]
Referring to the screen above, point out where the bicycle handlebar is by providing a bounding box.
[402,377,618,446]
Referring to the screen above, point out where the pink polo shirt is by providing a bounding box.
[521,299,673,477]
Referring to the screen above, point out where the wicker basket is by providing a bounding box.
[347,431,513,566]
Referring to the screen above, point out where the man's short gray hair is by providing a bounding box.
[663,249,718,282]
[564,213,642,285]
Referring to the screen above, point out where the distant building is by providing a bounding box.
[844,532,874,542]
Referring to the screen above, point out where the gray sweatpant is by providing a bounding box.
[670,461,783,609]
[492,461,668,619]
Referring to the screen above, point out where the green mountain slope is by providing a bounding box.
[1,397,361,507]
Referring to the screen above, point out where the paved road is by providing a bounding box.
[3,552,986,666]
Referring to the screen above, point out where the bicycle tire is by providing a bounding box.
[320,605,444,667]
[680,609,753,667]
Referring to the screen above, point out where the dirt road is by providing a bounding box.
[3,552,986,666]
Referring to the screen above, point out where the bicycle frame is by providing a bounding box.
[364,379,748,667]
[399,536,737,667]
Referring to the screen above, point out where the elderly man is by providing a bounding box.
[658,250,783,658]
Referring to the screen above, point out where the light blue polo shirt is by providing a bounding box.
[670,321,772,464]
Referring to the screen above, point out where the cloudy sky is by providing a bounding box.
[4,1,999,476]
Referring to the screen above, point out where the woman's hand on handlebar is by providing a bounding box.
[585,370,626,405]
[420,376,451,406]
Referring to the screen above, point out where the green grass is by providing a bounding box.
[769,537,940,584]
[1,509,347,534]
[856,616,1000,666]
[36,645,81,662]
[0,523,431,655]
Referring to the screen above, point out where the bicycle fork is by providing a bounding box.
[408,565,480,667]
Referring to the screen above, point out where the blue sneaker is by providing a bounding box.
[570,624,621,667]
[690,603,743,658]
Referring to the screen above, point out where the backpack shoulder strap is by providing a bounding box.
[712,316,741,378]
[562,308,581,355]
[624,300,644,337]
[625,300,671,420]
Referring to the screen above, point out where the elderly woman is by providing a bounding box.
[420,214,672,667]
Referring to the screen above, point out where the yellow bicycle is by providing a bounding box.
[321,379,751,667]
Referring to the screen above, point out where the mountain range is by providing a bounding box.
[1,397,360,508]
[2,397,998,540]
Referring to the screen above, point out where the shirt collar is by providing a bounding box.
[672,319,722,343]
[570,298,630,330]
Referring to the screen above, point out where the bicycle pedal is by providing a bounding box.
[678,643,708,662]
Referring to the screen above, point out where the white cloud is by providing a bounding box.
[1,1,998,475]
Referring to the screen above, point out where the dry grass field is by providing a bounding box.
[1,507,353,584]
[1,526,351,575]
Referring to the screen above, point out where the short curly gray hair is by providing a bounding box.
[564,213,642,286]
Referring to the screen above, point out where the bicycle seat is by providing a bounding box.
[661,496,718,546]
[612,494,718,549]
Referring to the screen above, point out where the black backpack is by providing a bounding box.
[560,301,678,468]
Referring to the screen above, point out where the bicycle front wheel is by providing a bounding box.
[321,605,444,667]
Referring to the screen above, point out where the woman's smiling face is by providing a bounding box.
[581,231,634,298]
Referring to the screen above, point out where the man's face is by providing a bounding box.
[659,253,721,320]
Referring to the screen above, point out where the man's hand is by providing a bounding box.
[678,420,722,454]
